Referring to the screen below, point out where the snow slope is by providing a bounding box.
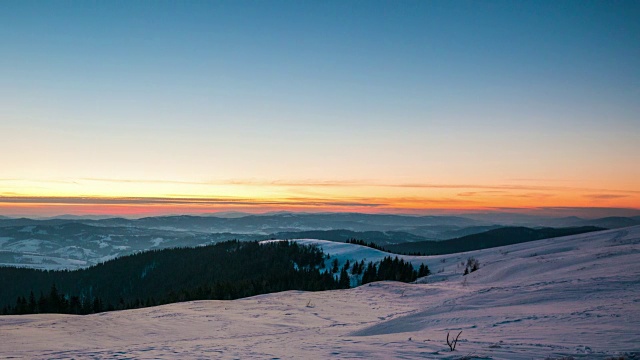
[1,226,639,359]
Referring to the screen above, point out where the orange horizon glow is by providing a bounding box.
[1,202,639,219]
[1,178,638,218]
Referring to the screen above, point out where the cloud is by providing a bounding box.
[80,178,363,187]
[458,192,557,200]
[0,195,383,208]
[81,178,213,186]
[457,192,478,197]
[70,177,640,195]
[0,176,636,196]
[0,194,483,210]
[457,190,508,197]
[0,178,78,184]
[584,194,629,200]
[511,193,556,199]
[508,178,569,183]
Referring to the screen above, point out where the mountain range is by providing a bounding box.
[0,211,622,270]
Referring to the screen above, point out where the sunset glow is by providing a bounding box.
[1,177,638,217]
[1,1,638,218]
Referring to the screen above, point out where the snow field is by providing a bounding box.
[1,226,638,359]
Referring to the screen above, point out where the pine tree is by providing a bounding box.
[331,258,339,273]
[38,292,48,313]
[338,267,350,289]
[362,262,377,285]
[69,296,81,315]
[15,296,28,315]
[350,260,359,275]
[49,284,61,313]
[93,297,103,313]
[418,263,430,278]
[28,291,37,313]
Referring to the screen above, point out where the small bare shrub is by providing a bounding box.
[446,331,462,351]
[464,257,479,275]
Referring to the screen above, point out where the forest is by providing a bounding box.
[384,226,603,255]
[1,240,429,315]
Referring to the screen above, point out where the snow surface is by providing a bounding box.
[150,237,165,247]
[1,226,639,359]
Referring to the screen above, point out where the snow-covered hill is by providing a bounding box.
[0,224,257,269]
[1,226,639,359]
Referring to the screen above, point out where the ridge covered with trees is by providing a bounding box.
[0,241,337,315]
[0,240,430,315]
[345,238,386,251]
[383,226,603,255]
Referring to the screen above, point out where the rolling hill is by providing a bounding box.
[1,226,638,359]
[384,226,603,255]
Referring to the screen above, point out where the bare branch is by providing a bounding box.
[446,331,463,351]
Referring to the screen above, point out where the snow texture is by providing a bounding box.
[1,226,639,359]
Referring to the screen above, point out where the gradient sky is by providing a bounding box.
[1,1,639,217]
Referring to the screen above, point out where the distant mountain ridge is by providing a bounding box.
[0,224,436,270]
[2,212,637,235]
[0,212,633,270]
[385,226,604,255]
[0,213,482,236]
[272,230,427,245]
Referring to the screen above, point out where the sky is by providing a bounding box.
[0,1,639,217]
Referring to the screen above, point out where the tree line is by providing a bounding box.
[1,241,430,315]
[361,256,430,284]
[1,241,337,315]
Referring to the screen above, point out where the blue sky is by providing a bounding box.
[0,1,639,216]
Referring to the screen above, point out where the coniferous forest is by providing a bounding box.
[0,241,429,315]
[360,256,429,285]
